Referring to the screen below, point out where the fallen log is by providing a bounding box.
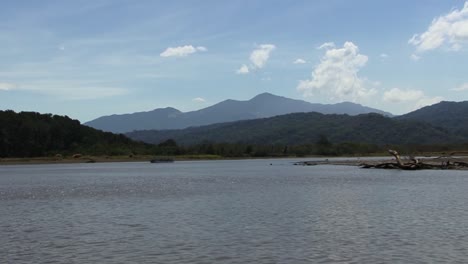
[360,150,468,170]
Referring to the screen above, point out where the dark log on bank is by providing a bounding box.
[360,150,468,170]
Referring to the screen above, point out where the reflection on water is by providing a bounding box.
[1,159,468,263]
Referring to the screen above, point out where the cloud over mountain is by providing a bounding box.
[237,44,275,74]
[383,87,443,110]
[297,42,376,102]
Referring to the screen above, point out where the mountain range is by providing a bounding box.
[85,93,393,133]
[126,100,468,146]
[126,111,465,146]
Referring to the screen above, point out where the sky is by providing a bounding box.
[1,0,468,122]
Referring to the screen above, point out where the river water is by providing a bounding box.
[1,159,468,263]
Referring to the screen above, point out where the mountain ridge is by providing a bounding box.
[127,111,464,146]
[85,93,393,133]
[397,100,468,136]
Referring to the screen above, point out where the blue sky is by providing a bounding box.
[1,0,468,122]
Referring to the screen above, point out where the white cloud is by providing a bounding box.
[317,42,336,50]
[383,88,425,102]
[410,54,421,61]
[451,82,468,91]
[297,42,376,102]
[160,45,207,57]
[293,58,306,64]
[383,87,443,110]
[380,53,389,59]
[0,82,16,91]
[236,64,249,74]
[409,2,468,52]
[249,44,276,69]
[192,97,206,103]
[236,44,276,74]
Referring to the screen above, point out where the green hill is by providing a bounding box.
[397,101,468,136]
[127,112,465,146]
[0,110,154,158]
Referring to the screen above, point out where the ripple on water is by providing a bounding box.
[1,160,468,263]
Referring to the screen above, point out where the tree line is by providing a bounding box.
[1,110,467,159]
[0,110,157,157]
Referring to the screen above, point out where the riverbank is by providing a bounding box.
[3,153,468,168]
[294,155,468,170]
[0,154,225,165]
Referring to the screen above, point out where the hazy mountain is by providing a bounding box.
[127,112,463,146]
[85,93,393,133]
[85,107,183,134]
[397,101,468,136]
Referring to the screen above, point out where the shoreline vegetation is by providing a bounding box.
[3,151,468,170]
[2,110,468,169]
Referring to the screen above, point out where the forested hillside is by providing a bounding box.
[397,101,468,136]
[127,112,465,146]
[0,110,155,158]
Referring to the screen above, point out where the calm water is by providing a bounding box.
[1,159,468,263]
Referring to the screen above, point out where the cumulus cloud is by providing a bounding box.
[293,58,307,64]
[160,45,207,57]
[409,2,468,52]
[249,44,276,69]
[451,82,468,91]
[192,97,206,103]
[236,64,249,74]
[0,82,16,91]
[297,42,376,102]
[383,87,443,110]
[236,44,275,74]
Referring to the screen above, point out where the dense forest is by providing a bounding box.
[127,112,466,146]
[2,109,468,159]
[0,110,157,158]
[397,101,468,137]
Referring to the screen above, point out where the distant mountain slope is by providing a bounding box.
[0,110,152,158]
[397,101,468,136]
[85,93,393,133]
[86,107,182,134]
[127,112,463,146]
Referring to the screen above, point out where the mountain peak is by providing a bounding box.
[253,92,275,97]
[250,92,282,101]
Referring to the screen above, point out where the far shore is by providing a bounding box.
[0,155,219,165]
[2,153,468,167]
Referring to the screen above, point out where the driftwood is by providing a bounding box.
[360,150,468,170]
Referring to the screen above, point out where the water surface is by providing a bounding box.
[1,159,468,263]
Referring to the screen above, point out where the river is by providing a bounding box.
[1,159,468,263]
